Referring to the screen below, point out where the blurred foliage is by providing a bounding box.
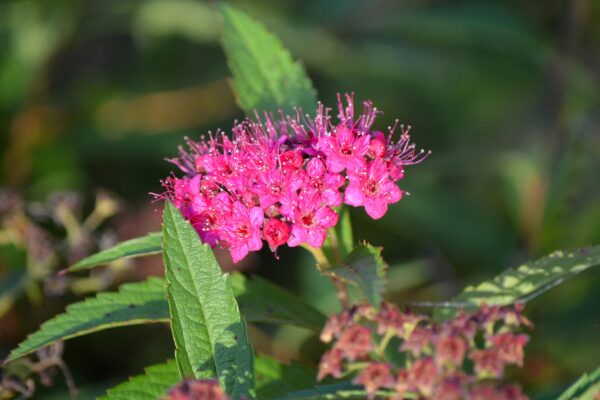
[1,0,599,398]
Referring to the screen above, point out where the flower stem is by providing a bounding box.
[301,243,351,310]
[301,245,330,267]
[375,329,395,360]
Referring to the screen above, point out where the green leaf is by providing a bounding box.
[556,367,600,400]
[5,277,168,362]
[4,272,325,362]
[231,273,326,331]
[275,382,395,399]
[162,201,254,398]
[100,360,180,400]
[219,3,317,115]
[255,355,315,399]
[322,242,388,307]
[0,269,28,317]
[434,245,600,321]
[66,232,162,272]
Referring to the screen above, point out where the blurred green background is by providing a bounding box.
[1,0,599,398]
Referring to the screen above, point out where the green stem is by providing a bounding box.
[301,242,351,310]
[375,329,395,360]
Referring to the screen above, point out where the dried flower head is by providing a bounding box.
[318,303,531,399]
[165,378,228,400]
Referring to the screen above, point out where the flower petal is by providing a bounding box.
[344,185,365,207]
[364,197,388,219]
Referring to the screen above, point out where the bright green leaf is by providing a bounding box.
[231,273,326,332]
[255,355,315,399]
[67,232,162,272]
[322,242,388,307]
[100,360,180,400]
[5,277,168,362]
[219,3,317,115]
[162,201,254,398]
[556,366,600,400]
[434,245,600,321]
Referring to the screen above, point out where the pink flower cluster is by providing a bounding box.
[159,94,428,263]
[166,379,228,400]
[318,303,532,400]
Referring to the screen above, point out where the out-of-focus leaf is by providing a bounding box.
[255,355,315,399]
[322,242,387,307]
[100,360,180,400]
[219,3,317,115]
[0,269,28,317]
[434,245,600,321]
[231,273,326,332]
[162,201,254,398]
[554,366,600,400]
[66,232,162,272]
[5,277,168,362]
[133,0,217,43]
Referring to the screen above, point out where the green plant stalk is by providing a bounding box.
[302,238,351,310]
[375,329,395,361]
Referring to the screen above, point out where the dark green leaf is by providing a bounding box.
[322,242,388,307]
[4,272,325,361]
[0,269,28,318]
[100,360,180,400]
[434,245,600,321]
[162,201,254,398]
[255,355,315,399]
[231,273,326,332]
[67,232,162,272]
[219,3,317,115]
[5,277,168,362]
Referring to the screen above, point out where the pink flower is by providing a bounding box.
[306,158,344,207]
[163,175,202,218]
[253,164,305,208]
[189,192,231,247]
[318,125,370,173]
[345,159,402,219]
[281,189,338,248]
[218,201,263,263]
[263,218,290,252]
[158,93,428,263]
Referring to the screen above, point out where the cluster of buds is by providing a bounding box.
[158,94,428,263]
[318,303,532,399]
[165,378,229,400]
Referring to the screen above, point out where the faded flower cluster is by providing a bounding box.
[159,94,428,262]
[165,378,229,400]
[318,303,532,399]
